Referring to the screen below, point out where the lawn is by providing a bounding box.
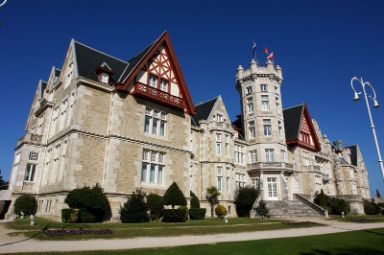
[6,217,321,240]
[5,228,384,255]
[331,215,384,223]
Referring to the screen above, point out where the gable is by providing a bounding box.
[115,32,196,115]
[285,104,321,152]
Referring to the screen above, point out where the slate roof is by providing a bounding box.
[74,41,127,84]
[283,104,304,141]
[191,97,218,126]
[117,43,156,83]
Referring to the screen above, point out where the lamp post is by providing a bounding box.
[350,77,384,184]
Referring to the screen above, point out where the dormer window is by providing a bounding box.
[100,73,109,84]
[160,79,168,92]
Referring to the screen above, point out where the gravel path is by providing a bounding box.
[0,218,383,254]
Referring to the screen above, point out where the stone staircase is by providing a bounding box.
[266,195,326,217]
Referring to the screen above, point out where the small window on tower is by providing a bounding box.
[260,84,268,92]
[246,86,252,95]
[100,73,109,84]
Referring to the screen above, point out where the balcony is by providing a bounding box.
[131,82,185,110]
[247,162,294,173]
[16,133,43,148]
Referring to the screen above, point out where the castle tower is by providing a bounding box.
[236,58,292,201]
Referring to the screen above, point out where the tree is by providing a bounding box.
[0,169,8,191]
[234,187,259,217]
[147,194,163,220]
[313,189,328,209]
[65,183,111,222]
[206,186,220,218]
[190,191,200,209]
[14,195,37,216]
[162,182,187,209]
[254,200,269,219]
[120,189,149,223]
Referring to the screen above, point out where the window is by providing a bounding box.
[246,86,252,95]
[261,95,270,111]
[24,163,36,182]
[260,84,268,92]
[160,79,168,92]
[235,173,246,189]
[263,119,272,136]
[29,151,38,161]
[251,178,259,189]
[216,133,222,156]
[249,121,256,139]
[265,149,275,162]
[247,97,254,113]
[281,149,286,162]
[217,167,223,191]
[144,107,167,137]
[278,121,283,138]
[149,74,157,88]
[235,145,245,164]
[250,150,257,163]
[141,150,165,185]
[275,97,280,112]
[100,73,109,84]
[267,177,277,198]
[14,153,21,164]
[225,134,230,155]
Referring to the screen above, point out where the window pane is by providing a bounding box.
[160,79,168,92]
[150,151,157,162]
[149,75,157,88]
[30,164,36,181]
[150,164,156,183]
[158,165,163,184]
[160,120,165,136]
[24,164,31,181]
[152,119,158,135]
[144,116,150,133]
[141,163,147,182]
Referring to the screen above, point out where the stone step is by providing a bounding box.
[265,199,324,217]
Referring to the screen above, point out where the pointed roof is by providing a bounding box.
[192,97,218,125]
[73,41,127,84]
[283,104,321,152]
[115,32,196,115]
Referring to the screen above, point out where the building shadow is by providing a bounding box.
[301,248,384,255]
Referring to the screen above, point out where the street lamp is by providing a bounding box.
[350,77,384,184]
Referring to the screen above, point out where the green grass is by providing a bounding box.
[331,215,384,223]
[6,217,321,240]
[4,228,384,255]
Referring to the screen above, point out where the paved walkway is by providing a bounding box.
[0,218,384,254]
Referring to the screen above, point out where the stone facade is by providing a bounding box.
[6,33,371,220]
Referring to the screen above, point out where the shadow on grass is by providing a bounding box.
[301,248,384,255]
[0,231,41,248]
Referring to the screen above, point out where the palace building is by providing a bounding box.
[6,32,371,220]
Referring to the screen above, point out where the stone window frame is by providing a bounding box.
[261,95,270,111]
[144,107,167,137]
[263,119,272,136]
[141,149,166,185]
[24,163,37,182]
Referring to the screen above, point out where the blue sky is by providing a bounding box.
[0,0,383,195]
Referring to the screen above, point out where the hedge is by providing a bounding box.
[162,207,188,222]
[147,194,163,221]
[61,209,72,223]
[189,208,206,220]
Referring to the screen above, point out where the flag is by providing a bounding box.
[264,47,269,55]
[252,42,257,60]
[267,52,274,60]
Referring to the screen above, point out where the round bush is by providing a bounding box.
[120,189,149,223]
[65,184,111,222]
[147,194,163,221]
[14,195,37,216]
[215,204,227,218]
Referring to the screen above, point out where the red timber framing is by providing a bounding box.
[115,32,196,115]
[286,104,321,152]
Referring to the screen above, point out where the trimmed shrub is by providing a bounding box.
[79,210,96,223]
[147,194,163,221]
[254,200,269,218]
[189,208,206,220]
[364,200,380,215]
[314,190,328,208]
[206,186,220,218]
[162,182,187,209]
[234,187,259,217]
[162,207,188,222]
[14,195,37,216]
[120,189,149,223]
[61,209,72,223]
[65,184,111,222]
[215,204,227,218]
[190,191,200,209]
[328,197,350,215]
[378,203,384,215]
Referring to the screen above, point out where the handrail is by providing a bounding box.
[294,193,327,216]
